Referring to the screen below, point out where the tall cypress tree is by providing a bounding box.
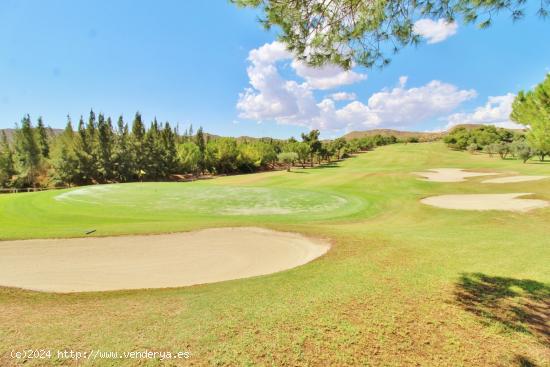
[131,112,146,179]
[195,126,206,174]
[113,116,134,182]
[87,110,99,180]
[36,116,50,158]
[14,115,42,187]
[144,118,162,179]
[95,113,114,181]
[52,117,78,186]
[161,122,178,176]
[73,116,95,184]
[0,131,16,187]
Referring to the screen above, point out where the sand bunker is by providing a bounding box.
[0,227,329,293]
[482,175,549,184]
[414,168,498,182]
[421,193,548,212]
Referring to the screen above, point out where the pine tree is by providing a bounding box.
[0,131,16,187]
[73,116,95,184]
[95,114,114,181]
[160,122,178,177]
[86,110,99,180]
[14,115,42,187]
[144,119,162,179]
[36,116,50,158]
[112,116,134,181]
[132,112,146,179]
[52,118,78,187]
[511,74,550,161]
[195,127,206,174]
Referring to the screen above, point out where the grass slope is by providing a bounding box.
[1,142,549,366]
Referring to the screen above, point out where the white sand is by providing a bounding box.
[0,227,330,293]
[414,168,499,182]
[421,193,548,212]
[482,175,549,184]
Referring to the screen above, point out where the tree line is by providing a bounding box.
[444,74,550,163]
[0,111,400,189]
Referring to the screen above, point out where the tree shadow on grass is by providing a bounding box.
[289,170,309,174]
[311,162,341,169]
[515,355,538,367]
[454,273,549,346]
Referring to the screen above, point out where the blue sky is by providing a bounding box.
[1,0,549,138]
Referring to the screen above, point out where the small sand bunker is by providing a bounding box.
[421,193,548,212]
[414,168,498,182]
[482,175,549,184]
[0,227,329,293]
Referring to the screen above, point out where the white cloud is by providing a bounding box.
[366,79,476,127]
[413,19,458,44]
[236,42,318,124]
[328,92,356,101]
[237,42,476,132]
[291,59,367,89]
[445,94,524,130]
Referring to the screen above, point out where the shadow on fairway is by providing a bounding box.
[515,355,538,367]
[289,163,342,172]
[454,273,550,345]
[311,163,341,169]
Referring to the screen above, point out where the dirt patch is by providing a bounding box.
[0,227,329,293]
[414,168,499,182]
[482,176,549,184]
[421,193,549,212]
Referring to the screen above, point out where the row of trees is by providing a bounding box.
[443,125,542,162]
[0,112,401,189]
[444,74,550,163]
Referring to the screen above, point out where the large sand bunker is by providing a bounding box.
[414,168,498,182]
[482,175,549,184]
[0,227,329,293]
[421,193,548,212]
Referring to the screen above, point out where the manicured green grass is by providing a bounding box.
[1,142,549,366]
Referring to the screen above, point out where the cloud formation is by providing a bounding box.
[291,59,367,89]
[328,92,357,101]
[413,19,458,44]
[237,41,476,132]
[445,94,524,130]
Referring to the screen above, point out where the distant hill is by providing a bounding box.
[450,123,526,133]
[0,129,17,142]
[343,129,443,142]
[449,124,485,130]
[343,124,527,142]
[0,128,62,143]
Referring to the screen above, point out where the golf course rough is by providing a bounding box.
[1,142,549,366]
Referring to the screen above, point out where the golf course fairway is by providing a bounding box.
[1,142,549,366]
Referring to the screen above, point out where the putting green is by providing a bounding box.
[0,180,365,239]
[54,184,349,215]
